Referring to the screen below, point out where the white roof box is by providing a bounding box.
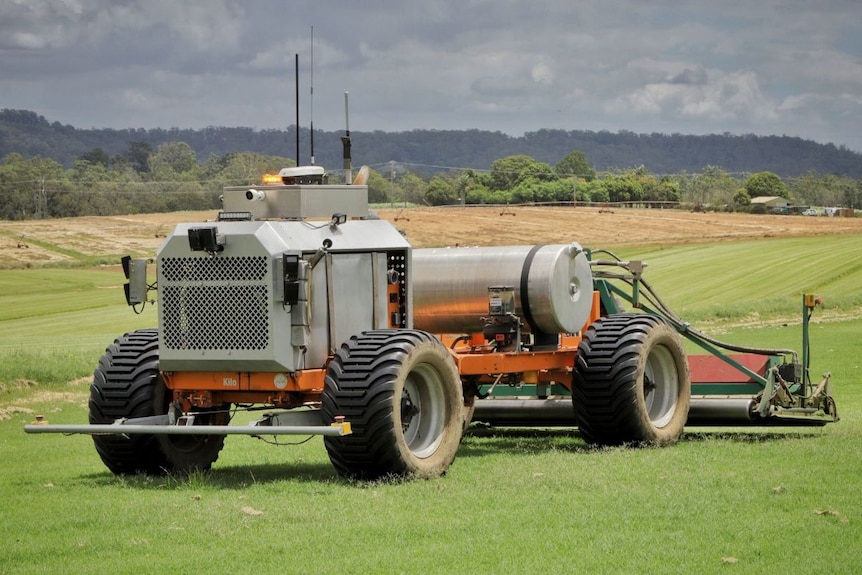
[279,166,326,178]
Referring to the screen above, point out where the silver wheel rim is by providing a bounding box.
[401,362,447,459]
[643,344,679,428]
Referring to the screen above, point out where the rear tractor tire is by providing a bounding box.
[88,329,228,475]
[322,330,464,480]
[572,314,690,446]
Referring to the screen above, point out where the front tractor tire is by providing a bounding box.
[572,314,691,446]
[88,329,227,475]
[322,330,464,480]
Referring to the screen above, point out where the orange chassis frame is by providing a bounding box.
[165,293,602,413]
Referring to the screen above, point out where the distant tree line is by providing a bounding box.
[376,153,861,211]
[0,142,296,220]
[2,108,861,178]
[2,144,860,220]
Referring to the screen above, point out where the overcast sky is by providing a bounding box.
[3,0,861,152]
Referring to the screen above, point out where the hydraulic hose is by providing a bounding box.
[590,253,799,363]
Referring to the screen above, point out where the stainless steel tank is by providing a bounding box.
[411,243,593,334]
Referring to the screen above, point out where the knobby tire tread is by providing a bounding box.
[89,329,225,475]
[572,313,688,445]
[89,329,170,474]
[322,329,461,480]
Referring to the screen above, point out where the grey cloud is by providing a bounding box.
[669,67,708,85]
[0,0,860,151]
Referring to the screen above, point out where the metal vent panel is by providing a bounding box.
[161,256,267,283]
[160,256,270,352]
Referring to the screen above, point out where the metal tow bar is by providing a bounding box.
[25,412,352,437]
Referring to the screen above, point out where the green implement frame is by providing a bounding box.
[590,252,838,426]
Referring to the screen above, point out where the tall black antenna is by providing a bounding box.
[310,26,315,165]
[294,53,300,167]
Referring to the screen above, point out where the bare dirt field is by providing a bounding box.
[376,205,862,248]
[1,206,860,266]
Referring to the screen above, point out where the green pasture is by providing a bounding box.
[1,234,861,574]
[0,267,156,391]
[614,235,862,322]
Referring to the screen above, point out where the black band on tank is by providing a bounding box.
[519,244,544,331]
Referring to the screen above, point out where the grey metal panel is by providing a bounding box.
[306,251,388,361]
[155,218,411,373]
[223,184,369,219]
[331,253,374,344]
[158,224,294,372]
[306,258,331,365]
[126,259,148,304]
[165,219,410,253]
[312,219,411,253]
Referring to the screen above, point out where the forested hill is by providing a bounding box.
[2,108,860,177]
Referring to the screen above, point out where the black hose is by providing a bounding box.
[593,267,800,363]
[638,276,799,363]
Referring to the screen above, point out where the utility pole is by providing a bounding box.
[38,178,46,219]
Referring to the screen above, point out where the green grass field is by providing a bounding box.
[1,235,860,574]
[621,236,862,321]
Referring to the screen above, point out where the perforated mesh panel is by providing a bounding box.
[161,256,270,351]
[161,256,266,282]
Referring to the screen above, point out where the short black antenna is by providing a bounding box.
[341,91,352,183]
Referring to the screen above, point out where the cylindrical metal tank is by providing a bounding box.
[411,243,593,334]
